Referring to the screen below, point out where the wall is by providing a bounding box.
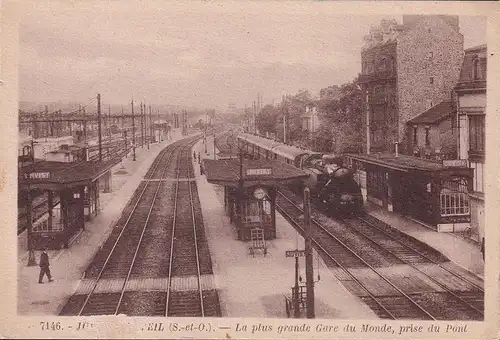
[397,16,463,153]
[459,93,486,108]
[470,195,484,242]
[360,42,398,153]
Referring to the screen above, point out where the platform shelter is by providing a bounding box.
[203,157,308,241]
[19,158,117,250]
[344,153,474,232]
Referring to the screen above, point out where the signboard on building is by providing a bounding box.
[24,171,51,180]
[246,168,272,176]
[442,159,467,168]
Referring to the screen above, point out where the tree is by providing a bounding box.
[313,81,363,154]
[256,104,280,136]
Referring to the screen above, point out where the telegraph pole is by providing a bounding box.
[97,93,102,161]
[148,105,152,149]
[131,99,136,161]
[83,107,87,147]
[108,105,112,158]
[253,101,256,134]
[157,108,160,142]
[304,187,315,318]
[140,102,144,148]
[122,106,127,158]
[204,110,208,154]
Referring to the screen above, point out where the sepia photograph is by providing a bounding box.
[1,1,499,339]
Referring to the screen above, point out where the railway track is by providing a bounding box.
[165,138,218,317]
[348,214,484,314]
[59,135,220,317]
[275,188,483,320]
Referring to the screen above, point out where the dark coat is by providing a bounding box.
[39,251,49,267]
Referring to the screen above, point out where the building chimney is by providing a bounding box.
[395,142,399,157]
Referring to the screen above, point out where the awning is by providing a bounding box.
[203,158,308,188]
[19,158,118,190]
[345,153,474,178]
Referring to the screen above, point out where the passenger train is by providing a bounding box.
[237,133,363,214]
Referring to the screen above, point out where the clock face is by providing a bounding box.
[253,187,267,200]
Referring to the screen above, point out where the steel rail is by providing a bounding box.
[165,143,186,316]
[187,148,205,317]
[112,144,175,315]
[276,197,397,319]
[351,215,483,316]
[76,142,179,315]
[357,214,484,292]
[277,190,436,320]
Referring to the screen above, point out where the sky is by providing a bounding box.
[19,2,487,111]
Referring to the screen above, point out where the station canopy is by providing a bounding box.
[203,158,309,188]
[19,159,117,191]
[345,152,473,178]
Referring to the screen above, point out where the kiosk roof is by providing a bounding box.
[203,158,308,187]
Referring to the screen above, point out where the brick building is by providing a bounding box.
[346,16,474,233]
[455,44,487,242]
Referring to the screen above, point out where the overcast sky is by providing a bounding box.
[19,2,487,111]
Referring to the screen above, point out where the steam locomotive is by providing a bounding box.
[237,133,363,214]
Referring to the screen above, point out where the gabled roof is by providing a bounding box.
[407,101,453,125]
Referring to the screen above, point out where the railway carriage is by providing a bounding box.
[237,133,363,214]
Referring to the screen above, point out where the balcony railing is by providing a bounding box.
[357,70,396,83]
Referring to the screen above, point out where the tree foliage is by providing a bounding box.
[313,81,364,153]
[256,104,280,135]
[253,82,364,154]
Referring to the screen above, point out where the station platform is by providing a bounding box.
[192,137,377,319]
[363,203,484,278]
[17,129,186,315]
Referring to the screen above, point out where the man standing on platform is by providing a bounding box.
[38,248,54,284]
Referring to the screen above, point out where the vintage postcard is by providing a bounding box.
[1,1,499,339]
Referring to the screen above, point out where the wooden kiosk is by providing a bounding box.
[203,156,308,241]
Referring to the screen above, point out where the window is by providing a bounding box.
[425,127,430,146]
[472,57,482,80]
[428,51,433,59]
[373,85,384,98]
[469,115,485,154]
[470,161,484,193]
[413,126,418,145]
[440,179,470,216]
[241,200,271,224]
[32,211,63,232]
[379,57,388,71]
[430,77,434,85]
[367,170,386,200]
